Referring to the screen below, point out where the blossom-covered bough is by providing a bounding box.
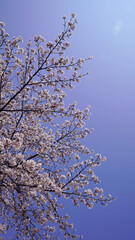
[0,14,115,239]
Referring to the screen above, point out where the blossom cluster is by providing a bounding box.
[0,14,114,239]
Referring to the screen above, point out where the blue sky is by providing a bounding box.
[1,0,135,239]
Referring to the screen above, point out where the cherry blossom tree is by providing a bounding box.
[0,14,115,239]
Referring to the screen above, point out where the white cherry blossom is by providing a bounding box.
[0,14,115,239]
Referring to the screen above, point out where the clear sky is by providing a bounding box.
[1,0,135,239]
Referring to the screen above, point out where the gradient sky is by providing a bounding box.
[1,0,135,239]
